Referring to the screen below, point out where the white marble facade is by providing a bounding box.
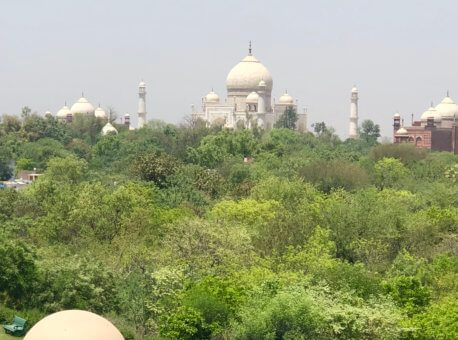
[192,45,307,131]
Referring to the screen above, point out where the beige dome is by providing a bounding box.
[102,122,118,136]
[56,105,71,119]
[351,86,358,93]
[393,113,401,118]
[246,91,259,104]
[435,96,458,119]
[421,105,440,122]
[396,127,408,135]
[205,91,220,103]
[278,92,294,105]
[226,54,273,93]
[71,96,95,115]
[24,310,123,340]
[95,106,108,119]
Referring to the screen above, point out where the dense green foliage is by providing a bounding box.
[0,112,457,339]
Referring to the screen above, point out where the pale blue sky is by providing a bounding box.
[1,0,457,137]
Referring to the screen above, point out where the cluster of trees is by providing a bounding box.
[0,110,457,339]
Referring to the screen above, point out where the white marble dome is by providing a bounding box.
[24,310,123,340]
[56,105,71,120]
[102,122,118,136]
[278,92,294,105]
[226,54,273,93]
[435,96,458,120]
[205,91,220,103]
[246,91,259,104]
[95,106,108,119]
[71,96,95,115]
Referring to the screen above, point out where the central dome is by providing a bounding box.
[226,54,273,93]
[435,95,458,119]
[71,96,95,115]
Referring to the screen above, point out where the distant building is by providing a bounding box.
[393,94,458,153]
[54,81,146,131]
[192,43,307,131]
[17,169,42,182]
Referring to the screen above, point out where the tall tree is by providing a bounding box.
[312,121,328,136]
[359,119,380,145]
[274,106,298,130]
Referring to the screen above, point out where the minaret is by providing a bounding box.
[138,81,147,128]
[349,86,359,139]
[257,80,266,114]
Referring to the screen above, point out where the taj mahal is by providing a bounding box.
[48,43,367,138]
[192,43,308,131]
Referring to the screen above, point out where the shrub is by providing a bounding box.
[298,159,370,192]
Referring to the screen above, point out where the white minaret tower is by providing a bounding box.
[138,80,147,128]
[257,80,266,114]
[349,86,359,139]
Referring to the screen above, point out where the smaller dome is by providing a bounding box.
[421,105,439,122]
[139,81,146,87]
[278,92,294,105]
[393,113,401,118]
[258,79,266,87]
[102,122,118,136]
[396,127,408,135]
[205,91,220,104]
[95,106,107,119]
[351,86,358,93]
[246,91,259,104]
[56,105,71,119]
[45,110,52,115]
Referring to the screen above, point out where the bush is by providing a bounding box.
[131,151,180,188]
[298,159,370,192]
[370,143,427,164]
[0,304,45,331]
[0,237,38,304]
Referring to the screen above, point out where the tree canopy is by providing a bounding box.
[0,111,457,339]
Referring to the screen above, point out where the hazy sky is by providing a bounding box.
[1,0,457,137]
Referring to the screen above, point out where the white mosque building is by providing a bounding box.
[53,80,148,135]
[192,44,308,131]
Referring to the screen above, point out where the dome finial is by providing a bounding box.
[82,91,84,98]
[248,40,252,55]
[447,89,450,97]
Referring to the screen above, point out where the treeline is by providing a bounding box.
[0,112,457,339]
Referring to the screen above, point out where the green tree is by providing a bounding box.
[373,157,410,189]
[312,121,328,136]
[131,151,179,188]
[359,119,380,145]
[274,106,298,129]
[0,148,13,180]
[0,237,37,304]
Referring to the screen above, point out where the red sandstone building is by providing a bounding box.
[393,94,458,154]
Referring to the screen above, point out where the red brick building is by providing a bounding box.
[393,95,458,154]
